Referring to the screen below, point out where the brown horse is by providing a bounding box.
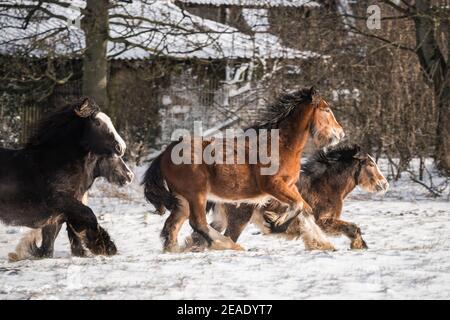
[143,87,344,252]
[205,145,389,249]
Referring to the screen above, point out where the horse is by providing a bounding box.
[204,145,389,250]
[0,98,127,257]
[8,154,134,261]
[143,87,345,252]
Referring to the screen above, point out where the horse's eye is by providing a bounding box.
[324,108,331,113]
[94,119,101,126]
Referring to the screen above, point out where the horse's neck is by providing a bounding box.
[299,167,357,203]
[78,153,99,194]
[34,144,86,167]
[278,105,314,155]
[330,167,358,199]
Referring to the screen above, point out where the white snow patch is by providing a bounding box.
[0,160,449,299]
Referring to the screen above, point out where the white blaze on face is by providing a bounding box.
[368,155,383,176]
[119,156,134,184]
[368,154,389,192]
[96,112,126,156]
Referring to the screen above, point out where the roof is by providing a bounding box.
[177,0,320,8]
[0,0,320,60]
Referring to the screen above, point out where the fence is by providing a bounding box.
[159,78,264,143]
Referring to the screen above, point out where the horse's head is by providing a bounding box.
[309,88,345,148]
[96,155,134,187]
[353,149,389,193]
[75,98,126,157]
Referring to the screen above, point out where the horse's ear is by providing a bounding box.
[353,147,366,160]
[75,98,96,118]
[310,86,320,105]
[353,145,361,154]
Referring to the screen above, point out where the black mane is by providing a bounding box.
[26,98,99,149]
[302,144,361,179]
[248,88,314,130]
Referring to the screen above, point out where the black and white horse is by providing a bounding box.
[0,98,126,256]
[9,154,134,261]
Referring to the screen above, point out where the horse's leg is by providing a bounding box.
[260,178,314,231]
[318,218,368,249]
[262,181,335,250]
[253,211,303,240]
[8,220,63,262]
[54,197,117,256]
[210,203,228,233]
[67,223,88,257]
[262,181,311,231]
[189,202,226,248]
[161,196,189,253]
[189,201,248,247]
[36,223,63,258]
[224,203,255,242]
[187,195,243,251]
[65,192,89,257]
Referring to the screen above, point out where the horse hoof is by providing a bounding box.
[187,245,207,253]
[72,249,87,257]
[8,253,19,262]
[210,239,244,251]
[232,243,245,251]
[88,240,117,256]
[105,241,117,255]
[351,239,368,250]
[305,241,336,251]
[163,244,183,253]
[318,243,336,251]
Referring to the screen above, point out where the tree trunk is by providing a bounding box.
[434,10,450,173]
[81,0,109,109]
[435,76,450,173]
[413,0,449,173]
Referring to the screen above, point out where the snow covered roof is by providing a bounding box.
[0,0,320,60]
[177,0,320,8]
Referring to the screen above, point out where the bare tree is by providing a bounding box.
[0,0,226,109]
[339,0,450,173]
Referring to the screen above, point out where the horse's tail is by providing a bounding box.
[8,229,42,262]
[142,152,178,214]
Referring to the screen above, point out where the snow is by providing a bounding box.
[336,0,356,33]
[0,0,319,60]
[0,160,449,299]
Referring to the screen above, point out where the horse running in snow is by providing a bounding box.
[143,87,345,252]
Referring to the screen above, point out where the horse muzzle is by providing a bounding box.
[376,180,389,193]
[125,170,134,184]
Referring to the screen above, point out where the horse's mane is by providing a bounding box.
[302,144,361,179]
[248,88,314,130]
[26,98,99,148]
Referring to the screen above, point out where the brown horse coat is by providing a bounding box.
[205,145,388,250]
[143,88,344,252]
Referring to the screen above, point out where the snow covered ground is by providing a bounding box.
[0,161,449,300]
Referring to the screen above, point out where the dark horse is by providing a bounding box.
[202,145,389,249]
[0,98,126,257]
[8,154,134,261]
[143,87,344,252]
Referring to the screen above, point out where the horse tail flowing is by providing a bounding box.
[142,153,178,214]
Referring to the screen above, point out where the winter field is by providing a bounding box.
[0,160,449,300]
